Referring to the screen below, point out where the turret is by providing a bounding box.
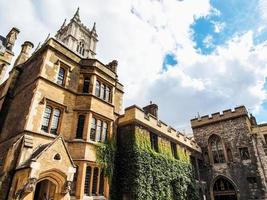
[55,8,98,58]
[14,41,34,67]
[143,102,159,118]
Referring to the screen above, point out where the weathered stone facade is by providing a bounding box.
[191,106,267,200]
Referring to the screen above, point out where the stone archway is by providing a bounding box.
[34,179,56,200]
[212,177,237,200]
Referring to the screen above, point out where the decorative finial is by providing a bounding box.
[73,7,81,22]
[44,33,50,43]
[61,18,67,28]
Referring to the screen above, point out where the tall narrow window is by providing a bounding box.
[95,81,100,97]
[84,166,92,196]
[41,106,52,132]
[50,109,61,134]
[96,120,102,142]
[150,132,159,152]
[102,122,107,142]
[171,142,178,159]
[76,115,85,139]
[57,67,65,86]
[209,135,225,164]
[83,77,90,93]
[264,134,267,144]
[105,86,111,102]
[92,168,99,195]
[90,117,96,141]
[99,169,105,195]
[100,84,105,99]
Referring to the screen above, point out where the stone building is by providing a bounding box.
[0,27,20,83]
[191,106,267,200]
[1,8,267,200]
[0,9,123,200]
[116,103,205,200]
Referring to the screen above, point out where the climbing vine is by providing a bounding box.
[111,125,199,200]
[96,137,116,183]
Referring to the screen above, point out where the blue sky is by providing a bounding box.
[1,0,267,131]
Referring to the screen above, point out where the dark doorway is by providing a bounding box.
[34,179,56,200]
[213,177,237,200]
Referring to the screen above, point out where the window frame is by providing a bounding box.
[82,77,90,93]
[41,102,64,135]
[76,114,86,139]
[84,165,105,197]
[57,66,67,86]
[150,132,159,152]
[208,135,226,164]
[89,116,109,143]
[94,79,112,103]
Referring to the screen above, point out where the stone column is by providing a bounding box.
[75,161,87,199]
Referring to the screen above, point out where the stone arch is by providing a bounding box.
[210,175,239,200]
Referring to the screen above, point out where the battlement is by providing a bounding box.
[191,106,248,128]
[119,105,201,152]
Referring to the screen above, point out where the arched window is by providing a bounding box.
[76,115,85,139]
[57,67,66,86]
[209,135,225,164]
[102,122,107,142]
[213,177,237,199]
[83,77,90,93]
[95,81,101,97]
[100,83,105,99]
[41,106,52,132]
[77,41,85,56]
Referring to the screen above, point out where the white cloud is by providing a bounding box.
[1,0,267,132]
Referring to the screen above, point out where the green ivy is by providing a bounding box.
[111,125,199,200]
[96,137,116,183]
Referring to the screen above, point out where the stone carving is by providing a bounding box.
[14,178,37,199]
[63,181,72,194]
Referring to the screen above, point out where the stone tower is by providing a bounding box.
[55,8,98,59]
[0,27,19,83]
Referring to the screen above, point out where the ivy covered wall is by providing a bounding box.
[111,124,199,200]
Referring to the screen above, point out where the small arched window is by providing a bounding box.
[209,135,225,164]
[54,153,61,160]
[77,41,85,56]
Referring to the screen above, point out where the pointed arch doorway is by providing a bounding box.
[213,177,237,200]
[33,179,56,200]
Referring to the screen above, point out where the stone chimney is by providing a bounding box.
[143,102,158,118]
[14,41,34,67]
[107,60,118,73]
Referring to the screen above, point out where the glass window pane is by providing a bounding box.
[96,120,102,142]
[99,169,104,195]
[76,115,85,139]
[90,117,96,141]
[102,122,107,142]
[83,77,90,93]
[41,106,52,132]
[57,67,65,86]
[105,87,110,102]
[92,168,99,195]
[84,166,92,196]
[95,81,100,97]
[100,84,105,99]
[50,109,60,135]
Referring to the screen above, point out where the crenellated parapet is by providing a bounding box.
[119,105,201,152]
[191,106,248,128]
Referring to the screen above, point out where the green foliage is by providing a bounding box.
[96,137,116,183]
[111,126,199,200]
